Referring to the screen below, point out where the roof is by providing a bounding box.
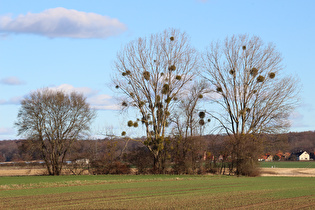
[291,151,309,157]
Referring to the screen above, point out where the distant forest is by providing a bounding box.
[1,131,314,163]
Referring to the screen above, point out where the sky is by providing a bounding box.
[0,0,314,140]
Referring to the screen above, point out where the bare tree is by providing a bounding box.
[112,28,198,172]
[202,35,300,175]
[172,81,210,138]
[169,81,211,173]
[15,88,96,175]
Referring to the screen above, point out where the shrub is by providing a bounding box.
[237,159,260,177]
[89,160,130,175]
[123,146,154,174]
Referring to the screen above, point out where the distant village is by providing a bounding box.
[259,150,314,162]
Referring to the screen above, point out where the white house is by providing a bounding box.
[297,151,310,161]
[75,159,90,165]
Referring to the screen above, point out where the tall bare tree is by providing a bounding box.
[202,35,300,175]
[112,28,198,172]
[15,88,96,175]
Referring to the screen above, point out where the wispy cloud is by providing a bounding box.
[88,94,120,110]
[0,96,23,105]
[0,84,120,110]
[0,76,25,85]
[0,127,15,136]
[0,7,127,39]
[299,102,315,112]
[289,111,309,129]
[48,84,98,96]
[48,84,119,110]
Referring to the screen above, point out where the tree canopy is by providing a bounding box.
[15,88,96,175]
[201,34,300,175]
[112,28,199,172]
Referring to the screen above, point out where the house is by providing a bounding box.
[258,154,267,161]
[75,159,90,165]
[283,152,291,160]
[297,151,310,161]
[265,154,273,162]
[258,154,273,162]
[274,151,283,161]
[291,151,310,161]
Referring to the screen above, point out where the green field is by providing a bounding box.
[260,161,315,168]
[1,175,315,209]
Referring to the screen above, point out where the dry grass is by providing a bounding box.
[1,166,315,177]
[0,166,91,177]
[0,168,46,176]
[260,168,315,177]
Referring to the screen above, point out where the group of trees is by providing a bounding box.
[14,28,299,176]
[111,29,299,175]
[2,131,314,175]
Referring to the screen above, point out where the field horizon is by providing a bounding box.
[1,161,315,177]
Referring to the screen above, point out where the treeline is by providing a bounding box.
[1,131,314,170]
[8,30,301,176]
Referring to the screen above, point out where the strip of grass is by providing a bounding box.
[0,174,198,185]
[260,161,315,168]
[0,175,315,209]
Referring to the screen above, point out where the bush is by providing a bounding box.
[237,159,260,177]
[123,146,153,174]
[90,160,130,175]
[273,155,280,161]
[171,160,191,175]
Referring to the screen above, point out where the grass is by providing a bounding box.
[260,161,315,168]
[0,175,315,209]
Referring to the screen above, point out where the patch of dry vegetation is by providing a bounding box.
[0,168,46,176]
[260,168,315,177]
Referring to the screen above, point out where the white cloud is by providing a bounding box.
[0,76,25,85]
[299,102,315,112]
[290,111,303,121]
[0,84,120,110]
[204,91,222,100]
[288,111,309,129]
[48,84,119,110]
[0,127,15,136]
[0,96,22,105]
[0,7,127,39]
[48,84,98,96]
[88,94,120,110]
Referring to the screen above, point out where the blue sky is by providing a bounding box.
[0,0,314,140]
